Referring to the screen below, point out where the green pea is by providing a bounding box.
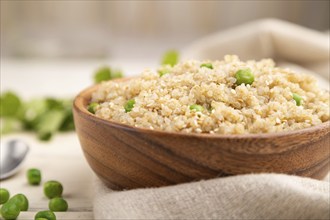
[0,91,22,118]
[0,188,10,204]
[44,181,63,199]
[124,99,135,113]
[34,210,56,220]
[200,63,213,69]
[189,104,204,112]
[36,218,49,220]
[161,50,179,67]
[93,66,111,83]
[49,198,68,212]
[87,102,99,114]
[9,194,29,211]
[93,66,123,84]
[27,168,42,185]
[0,201,20,220]
[292,93,302,106]
[38,132,52,141]
[235,68,254,85]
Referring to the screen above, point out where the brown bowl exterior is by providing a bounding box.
[73,83,330,190]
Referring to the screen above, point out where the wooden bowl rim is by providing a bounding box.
[74,78,330,139]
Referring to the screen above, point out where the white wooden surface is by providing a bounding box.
[0,59,154,220]
[1,133,94,219]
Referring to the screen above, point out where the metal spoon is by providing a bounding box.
[0,140,29,180]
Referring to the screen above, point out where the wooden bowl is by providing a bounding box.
[73,80,330,190]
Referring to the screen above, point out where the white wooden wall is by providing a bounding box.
[1,1,329,58]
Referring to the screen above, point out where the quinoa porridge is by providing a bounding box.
[90,55,329,134]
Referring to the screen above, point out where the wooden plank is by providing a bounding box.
[17,211,93,220]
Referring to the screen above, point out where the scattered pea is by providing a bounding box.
[161,50,179,67]
[94,66,111,83]
[38,132,52,141]
[44,181,63,199]
[124,99,135,113]
[49,197,68,212]
[292,93,302,106]
[27,168,42,185]
[0,91,22,118]
[93,66,123,84]
[9,194,29,211]
[189,104,204,112]
[34,210,56,220]
[0,188,10,204]
[0,201,20,220]
[200,63,213,69]
[235,68,254,85]
[87,102,99,114]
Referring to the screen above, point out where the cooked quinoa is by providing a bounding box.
[90,55,330,134]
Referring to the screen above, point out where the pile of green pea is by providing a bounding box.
[0,168,68,220]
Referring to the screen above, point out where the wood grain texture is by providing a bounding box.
[73,81,330,190]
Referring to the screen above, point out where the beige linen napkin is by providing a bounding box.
[94,174,329,219]
[182,19,329,82]
[94,19,330,219]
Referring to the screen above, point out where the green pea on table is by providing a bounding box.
[34,210,56,220]
[44,180,63,199]
[0,201,20,220]
[0,188,10,204]
[9,194,29,211]
[27,168,42,185]
[49,197,68,212]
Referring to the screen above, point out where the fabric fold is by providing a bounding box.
[182,19,329,79]
[94,174,330,219]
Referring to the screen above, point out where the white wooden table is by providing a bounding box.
[0,59,154,220]
[1,133,94,219]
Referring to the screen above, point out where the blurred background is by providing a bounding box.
[1,0,329,60]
